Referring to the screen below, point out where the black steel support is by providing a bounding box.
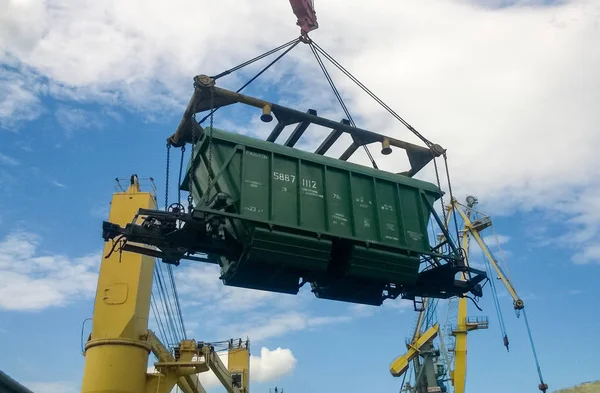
[315,119,350,155]
[267,122,287,143]
[101,204,486,305]
[285,109,317,147]
[339,142,359,161]
[167,80,440,177]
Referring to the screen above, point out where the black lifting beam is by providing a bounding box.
[167,75,443,178]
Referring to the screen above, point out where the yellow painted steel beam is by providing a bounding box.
[205,348,237,393]
[451,215,473,393]
[228,341,250,393]
[202,346,249,393]
[389,324,439,377]
[147,331,207,393]
[449,199,490,393]
[451,297,469,393]
[81,176,157,393]
[412,298,429,342]
[148,340,209,393]
[453,203,522,307]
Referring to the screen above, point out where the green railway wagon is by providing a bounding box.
[101,81,486,306]
[181,126,443,305]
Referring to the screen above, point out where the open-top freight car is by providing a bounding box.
[101,75,486,306]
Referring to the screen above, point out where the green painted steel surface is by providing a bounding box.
[182,127,442,304]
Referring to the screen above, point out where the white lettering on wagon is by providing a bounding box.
[332,213,348,226]
[301,179,317,189]
[381,204,394,211]
[407,231,423,242]
[244,205,264,213]
[273,171,296,183]
[246,151,268,159]
[244,180,263,188]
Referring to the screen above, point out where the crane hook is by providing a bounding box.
[289,0,318,36]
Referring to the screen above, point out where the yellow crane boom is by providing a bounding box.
[390,324,440,377]
[448,196,548,393]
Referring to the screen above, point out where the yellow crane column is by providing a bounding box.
[448,198,488,393]
[81,175,157,393]
[228,339,250,393]
[451,298,479,393]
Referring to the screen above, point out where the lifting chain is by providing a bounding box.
[205,85,215,204]
[432,157,447,228]
[432,150,465,262]
[189,77,216,209]
[442,151,460,239]
[443,152,462,250]
[177,145,186,205]
[188,114,196,212]
[165,143,171,211]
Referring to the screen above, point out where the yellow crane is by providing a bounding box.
[388,296,487,393]
[80,175,250,393]
[442,196,489,393]
[389,194,489,393]
[389,298,444,393]
[390,195,548,393]
[445,196,548,393]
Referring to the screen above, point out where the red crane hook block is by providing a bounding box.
[289,0,318,35]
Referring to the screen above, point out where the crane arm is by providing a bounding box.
[390,324,439,377]
[147,330,208,393]
[412,298,429,341]
[201,346,243,393]
[451,199,548,393]
[452,204,523,309]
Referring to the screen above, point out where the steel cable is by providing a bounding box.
[167,264,187,339]
[199,38,302,125]
[310,40,435,149]
[151,291,170,346]
[308,42,378,169]
[211,38,302,80]
[157,262,184,342]
[153,267,180,345]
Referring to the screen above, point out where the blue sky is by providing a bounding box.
[1,0,599,392]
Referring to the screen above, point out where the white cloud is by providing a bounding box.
[349,304,377,317]
[483,234,510,246]
[16,141,33,152]
[197,347,297,387]
[0,152,20,166]
[90,204,110,219]
[147,347,296,388]
[469,0,566,8]
[467,260,488,271]
[172,264,356,342]
[383,298,415,312]
[0,231,100,311]
[54,105,103,136]
[572,245,600,265]
[250,347,297,382]
[50,180,67,188]
[175,264,282,313]
[230,311,352,342]
[0,68,41,130]
[24,381,79,393]
[1,0,598,258]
